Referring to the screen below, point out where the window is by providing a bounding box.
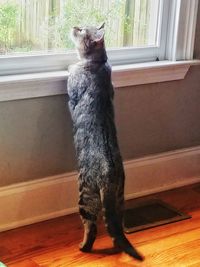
[0,0,162,53]
[0,0,199,76]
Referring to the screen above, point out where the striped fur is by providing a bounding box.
[67,24,143,261]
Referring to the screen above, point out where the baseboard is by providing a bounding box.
[1,146,200,232]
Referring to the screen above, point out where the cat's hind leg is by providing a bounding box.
[100,187,124,240]
[100,187,143,261]
[78,185,101,252]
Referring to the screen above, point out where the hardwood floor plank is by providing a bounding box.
[7,259,40,267]
[72,231,200,267]
[3,212,200,266]
[1,183,200,267]
[146,240,200,267]
[0,214,83,264]
[188,263,200,267]
[30,227,200,266]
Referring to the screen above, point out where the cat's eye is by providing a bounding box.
[80,29,87,35]
[78,28,86,34]
[73,27,86,36]
[73,27,82,32]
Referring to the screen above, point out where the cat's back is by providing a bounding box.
[68,62,111,90]
[68,62,113,116]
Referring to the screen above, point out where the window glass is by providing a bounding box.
[0,0,161,55]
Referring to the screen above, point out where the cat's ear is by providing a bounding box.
[94,32,104,45]
[97,22,105,30]
[94,27,105,44]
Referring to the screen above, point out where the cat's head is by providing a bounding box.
[71,23,106,61]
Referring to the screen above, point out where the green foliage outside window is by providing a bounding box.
[0,0,150,55]
[0,3,18,54]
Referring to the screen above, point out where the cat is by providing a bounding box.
[67,23,143,261]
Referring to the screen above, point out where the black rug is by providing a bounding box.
[123,199,191,233]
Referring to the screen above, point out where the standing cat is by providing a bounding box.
[67,23,143,261]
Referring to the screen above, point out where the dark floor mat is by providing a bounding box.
[123,199,191,233]
[192,184,200,194]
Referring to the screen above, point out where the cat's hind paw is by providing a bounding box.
[79,242,93,252]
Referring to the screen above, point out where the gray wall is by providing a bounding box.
[115,65,200,159]
[0,6,199,187]
[0,96,76,186]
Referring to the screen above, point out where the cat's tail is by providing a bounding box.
[114,234,144,261]
[100,189,144,261]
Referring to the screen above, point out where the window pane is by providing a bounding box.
[0,0,161,55]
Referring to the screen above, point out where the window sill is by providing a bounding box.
[0,60,199,102]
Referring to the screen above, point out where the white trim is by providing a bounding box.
[166,0,199,60]
[0,71,69,85]
[0,46,164,76]
[156,0,171,60]
[166,0,181,61]
[1,146,200,232]
[0,207,79,234]
[112,60,191,88]
[0,79,67,102]
[0,52,76,76]
[176,0,199,60]
[0,60,199,102]
[125,177,200,201]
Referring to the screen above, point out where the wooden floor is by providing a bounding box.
[1,183,200,267]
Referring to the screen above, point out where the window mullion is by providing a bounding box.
[156,0,171,61]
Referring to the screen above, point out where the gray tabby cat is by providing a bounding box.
[67,23,143,261]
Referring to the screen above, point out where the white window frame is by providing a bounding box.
[166,0,199,61]
[0,0,199,102]
[0,0,199,77]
